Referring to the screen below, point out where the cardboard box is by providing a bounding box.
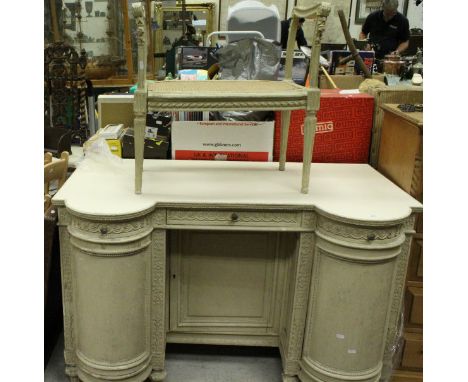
[326,50,376,75]
[105,138,123,157]
[320,74,385,89]
[121,128,169,159]
[273,89,374,163]
[172,121,274,161]
[146,111,172,139]
[97,94,134,130]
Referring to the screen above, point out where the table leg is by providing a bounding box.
[301,111,317,194]
[134,114,145,194]
[150,370,167,381]
[279,110,291,171]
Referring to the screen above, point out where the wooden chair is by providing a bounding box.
[132,2,331,194]
[44,152,53,166]
[44,151,69,196]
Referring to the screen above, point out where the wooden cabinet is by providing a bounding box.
[53,160,422,382]
[406,287,423,327]
[377,104,423,382]
[401,332,423,370]
[377,104,423,202]
[364,87,423,168]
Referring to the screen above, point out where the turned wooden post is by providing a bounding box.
[132,2,147,194]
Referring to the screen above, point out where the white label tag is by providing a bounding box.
[336,334,345,339]
[139,60,144,70]
[348,349,357,354]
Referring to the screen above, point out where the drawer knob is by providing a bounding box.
[367,233,376,241]
[231,213,239,222]
[100,227,108,235]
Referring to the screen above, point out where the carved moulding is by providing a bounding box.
[150,229,167,381]
[167,209,301,226]
[147,99,307,112]
[58,224,77,379]
[381,214,416,378]
[280,232,315,378]
[316,213,405,249]
[62,206,160,239]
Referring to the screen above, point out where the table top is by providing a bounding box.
[380,103,423,127]
[53,159,422,223]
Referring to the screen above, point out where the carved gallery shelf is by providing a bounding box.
[53,159,422,382]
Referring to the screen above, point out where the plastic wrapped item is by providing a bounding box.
[79,135,123,171]
[226,1,281,42]
[380,307,406,382]
[217,37,281,81]
[212,38,281,121]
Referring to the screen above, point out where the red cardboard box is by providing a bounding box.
[273,90,374,163]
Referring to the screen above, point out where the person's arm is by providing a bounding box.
[296,28,308,48]
[393,40,409,54]
[393,17,410,54]
[360,14,371,40]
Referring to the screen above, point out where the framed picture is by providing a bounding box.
[355,0,409,24]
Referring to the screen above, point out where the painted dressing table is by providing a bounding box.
[53,159,422,382]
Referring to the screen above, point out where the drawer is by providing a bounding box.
[405,287,423,327]
[167,209,303,228]
[401,332,423,370]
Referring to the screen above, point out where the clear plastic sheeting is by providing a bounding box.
[380,309,405,381]
[77,136,123,171]
[217,37,281,81]
[212,38,281,121]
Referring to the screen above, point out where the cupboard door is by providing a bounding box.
[169,230,285,335]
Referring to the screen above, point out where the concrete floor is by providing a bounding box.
[45,333,284,382]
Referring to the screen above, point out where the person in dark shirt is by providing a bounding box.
[359,0,410,58]
[280,18,308,49]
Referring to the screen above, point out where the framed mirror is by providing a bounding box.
[153,2,215,72]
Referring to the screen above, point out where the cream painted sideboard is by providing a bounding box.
[52,159,422,382]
